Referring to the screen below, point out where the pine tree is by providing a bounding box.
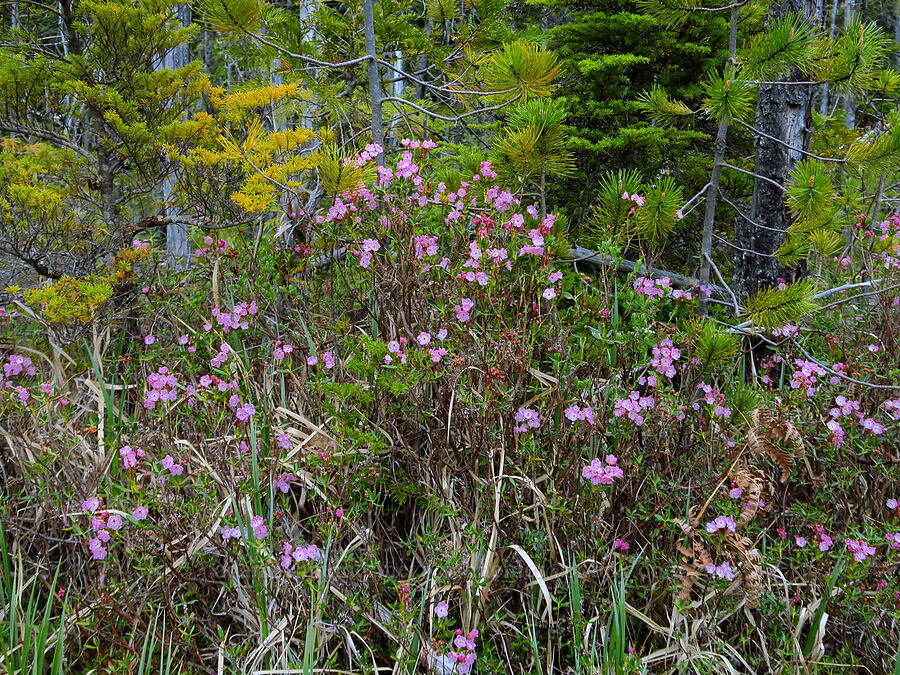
[638,0,897,320]
[542,0,731,229]
[0,0,317,323]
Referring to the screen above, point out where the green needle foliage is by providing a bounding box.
[744,278,818,328]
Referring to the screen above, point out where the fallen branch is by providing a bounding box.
[565,246,728,299]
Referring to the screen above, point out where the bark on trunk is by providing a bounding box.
[163,4,192,270]
[362,0,384,165]
[732,0,819,299]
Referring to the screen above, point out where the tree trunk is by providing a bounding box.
[163,4,192,270]
[841,0,857,128]
[732,0,819,299]
[698,4,739,316]
[362,0,384,165]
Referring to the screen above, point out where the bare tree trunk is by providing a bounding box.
[697,4,738,316]
[819,0,840,114]
[732,0,819,299]
[362,0,384,165]
[163,4,192,270]
[842,0,857,128]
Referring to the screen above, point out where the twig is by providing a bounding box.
[722,163,786,191]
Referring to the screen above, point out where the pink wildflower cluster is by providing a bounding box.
[621,191,645,210]
[705,561,736,581]
[210,343,231,368]
[400,138,437,151]
[790,359,827,397]
[612,538,630,552]
[210,300,257,333]
[119,445,144,469]
[827,395,885,444]
[280,541,321,570]
[519,228,545,257]
[414,234,439,259]
[884,399,900,421]
[3,353,36,378]
[613,390,655,426]
[696,383,731,419]
[357,238,381,268]
[222,515,268,541]
[1,354,39,404]
[542,269,563,300]
[80,498,141,561]
[307,350,336,369]
[632,276,695,301]
[394,150,420,180]
[771,324,798,338]
[385,338,408,365]
[885,533,900,550]
[274,472,296,493]
[813,524,834,551]
[232,401,255,423]
[564,404,596,425]
[513,407,541,433]
[582,455,624,485]
[460,240,490,286]
[348,142,383,168]
[705,515,737,534]
[161,454,184,476]
[144,366,178,409]
[194,235,229,259]
[650,338,681,378]
[273,341,294,361]
[454,298,474,323]
[448,629,479,674]
[845,537,876,562]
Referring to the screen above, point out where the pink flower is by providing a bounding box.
[434,601,449,618]
[454,298,474,323]
[844,537,876,562]
[322,351,335,369]
[107,514,123,531]
[235,402,256,423]
[888,498,898,510]
[613,538,630,552]
[250,515,268,539]
[274,472,295,493]
[582,456,624,485]
[88,539,107,561]
[513,407,541,433]
[82,497,101,513]
[132,506,149,521]
[542,288,557,301]
[795,536,807,548]
[144,334,156,346]
[417,332,431,346]
[706,515,737,534]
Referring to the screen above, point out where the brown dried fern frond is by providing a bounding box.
[747,408,805,482]
[725,532,763,608]
[673,517,714,604]
[732,468,770,527]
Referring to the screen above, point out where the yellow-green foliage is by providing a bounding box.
[168,84,320,214]
[19,244,150,324]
